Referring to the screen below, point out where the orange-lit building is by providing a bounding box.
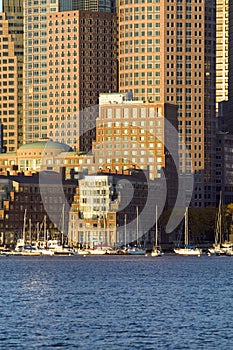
[0,12,19,153]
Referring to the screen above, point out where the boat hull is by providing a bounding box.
[174,248,202,256]
[151,250,164,257]
[127,249,146,255]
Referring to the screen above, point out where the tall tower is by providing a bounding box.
[118,1,216,207]
[47,10,118,151]
[216,0,228,113]
[2,0,23,149]
[23,0,60,144]
[0,12,19,153]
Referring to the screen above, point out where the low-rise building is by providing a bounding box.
[0,170,77,247]
[68,171,164,249]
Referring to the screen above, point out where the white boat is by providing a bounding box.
[74,249,90,256]
[20,247,42,256]
[41,248,54,256]
[151,246,164,257]
[226,249,233,256]
[42,205,74,256]
[87,248,106,255]
[14,210,42,256]
[174,247,201,256]
[126,206,146,256]
[46,239,74,256]
[126,246,147,255]
[174,207,202,256]
[151,205,164,257]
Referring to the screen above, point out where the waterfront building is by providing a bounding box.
[0,12,19,153]
[93,92,178,181]
[68,172,158,248]
[216,131,233,204]
[0,140,95,177]
[117,1,216,207]
[0,171,77,247]
[69,174,118,247]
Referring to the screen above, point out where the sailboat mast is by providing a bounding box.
[22,209,27,242]
[43,215,47,243]
[124,214,127,247]
[61,204,65,246]
[184,207,188,246]
[29,218,32,246]
[36,222,40,243]
[155,205,158,247]
[219,191,222,245]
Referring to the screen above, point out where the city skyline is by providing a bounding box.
[1,1,233,209]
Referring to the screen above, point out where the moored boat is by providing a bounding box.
[151,205,164,257]
[87,248,107,255]
[126,246,147,255]
[174,208,202,256]
[208,192,229,256]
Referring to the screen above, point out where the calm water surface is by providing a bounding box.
[0,255,232,349]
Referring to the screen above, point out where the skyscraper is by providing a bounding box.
[118,0,216,207]
[0,12,19,153]
[3,0,117,151]
[2,0,23,150]
[216,0,228,112]
[47,10,117,151]
[23,0,60,144]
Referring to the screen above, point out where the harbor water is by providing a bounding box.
[0,254,232,349]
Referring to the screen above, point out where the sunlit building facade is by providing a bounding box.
[23,0,60,144]
[0,13,19,153]
[216,0,228,113]
[118,1,216,207]
[2,0,23,148]
[92,93,178,181]
[47,10,117,151]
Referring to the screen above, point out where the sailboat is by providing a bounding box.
[46,205,74,256]
[174,207,202,256]
[14,209,27,253]
[126,207,147,255]
[14,209,42,256]
[208,192,229,256]
[151,205,164,257]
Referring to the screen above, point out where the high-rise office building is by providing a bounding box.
[216,0,228,113]
[118,1,216,207]
[0,12,19,153]
[2,0,23,149]
[23,0,60,144]
[47,10,117,151]
[4,0,117,151]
